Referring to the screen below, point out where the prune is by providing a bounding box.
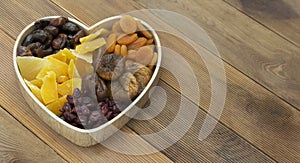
[18,16,86,58]
[62,22,80,33]
[50,16,67,27]
[44,26,59,36]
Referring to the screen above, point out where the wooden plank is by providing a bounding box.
[128,81,274,162]
[50,0,139,26]
[0,6,172,163]
[225,0,300,47]
[133,0,300,110]
[152,31,300,162]
[50,0,286,162]
[0,106,65,162]
[0,0,72,39]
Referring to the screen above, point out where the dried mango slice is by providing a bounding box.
[71,50,93,63]
[24,79,43,103]
[16,56,46,81]
[46,95,67,116]
[75,37,106,54]
[57,78,82,96]
[45,50,67,63]
[36,57,68,80]
[80,28,109,43]
[30,79,43,88]
[62,48,77,64]
[41,71,58,104]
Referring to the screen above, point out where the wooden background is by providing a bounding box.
[0,0,299,162]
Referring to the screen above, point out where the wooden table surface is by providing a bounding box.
[1,0,299,162]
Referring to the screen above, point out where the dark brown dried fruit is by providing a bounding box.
[62,22,80,33]
[44,26,59,36]
[52,33,68,50]
[50,16,67,27]
[96,53,125,80]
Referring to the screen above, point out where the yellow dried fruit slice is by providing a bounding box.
[36,57,68,80]
[41,71,58,105]
[46,95,67,116]
[70,50,93,63]
[45,50,67,63]
[30,79,43,88]
[80,28,109,43]
[57,78,82,96]
[57,75,69,84]
[24,79,43,103]
[62,48,77,64]
[75,37,106,54]
[16,56,46,81]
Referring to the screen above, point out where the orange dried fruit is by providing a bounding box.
[149,52,158,70]
[120,45,128,57]
[41,71,58,105]
[127,37,147,50]
[127,50,137,60]
[137,21,153,39]
[117,33,138,45]
[112,21,123,34]
[106,33,117,53]
[114,44,121,55]
[120,15,137,34]
[46,95,67,116]
[135,46,154,65]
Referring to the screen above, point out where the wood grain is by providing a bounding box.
[128,81,274,162]
[157,32,300,162]
[225,0,300,47]
[0,7,172,163]
[0,106,65,162]
[133,0,300,110]
[0,0,71,39]
[49,0,299,161]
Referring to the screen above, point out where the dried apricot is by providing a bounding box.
[112,21,123,34]
[106,33,117,53]
[149,52,158,70]
[137,21,153,39]
[135,46,154,65]
[114,44,121,55]
[127,37,147,50]
[127,50,136,60]
[120,45,128,57]
[147,38,154,45]
[117,33,138,45]
[120,15,137,34]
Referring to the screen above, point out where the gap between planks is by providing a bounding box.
[49,0,300,161]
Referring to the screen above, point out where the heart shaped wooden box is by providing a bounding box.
[13,16,161,147]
